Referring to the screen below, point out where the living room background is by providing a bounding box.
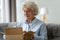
[16,0,60,24]
[0,0,60,24]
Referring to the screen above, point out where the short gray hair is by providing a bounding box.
[22,1,39,16]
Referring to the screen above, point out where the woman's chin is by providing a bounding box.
[26,17,30,19]
[26,18,31,20]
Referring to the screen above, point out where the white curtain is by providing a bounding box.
[1,0,16,23]
[1,0,10,23]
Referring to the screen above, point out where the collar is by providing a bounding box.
[24,17,37,24]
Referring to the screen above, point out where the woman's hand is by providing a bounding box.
[23,31,34,39]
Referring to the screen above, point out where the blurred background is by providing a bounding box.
[0,0,60,24]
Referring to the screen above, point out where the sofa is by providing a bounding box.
[0,22,60,40]
[46,24,60,40]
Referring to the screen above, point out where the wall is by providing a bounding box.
[16,0,60,24]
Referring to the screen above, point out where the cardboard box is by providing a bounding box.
[4,27,34,40]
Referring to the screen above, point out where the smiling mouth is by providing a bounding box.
[25,16,30,18]
[25,15,30,17]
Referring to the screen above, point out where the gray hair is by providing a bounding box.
[22,1,39,16]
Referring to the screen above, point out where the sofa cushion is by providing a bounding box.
[46,24,58,39]
[53,37,60,40]
[55,25,60,37]
[0,23,8,32]
[8,22,17,27]
[46,24,54,39]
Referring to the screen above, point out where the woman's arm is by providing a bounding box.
[32,23,47,40]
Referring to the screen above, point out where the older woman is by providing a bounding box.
[17,1,47,40]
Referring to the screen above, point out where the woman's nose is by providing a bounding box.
[25,12,28,15]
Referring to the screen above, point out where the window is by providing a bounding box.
[16,0,25,22]
[0,0,10,23]
[0,0,3,23]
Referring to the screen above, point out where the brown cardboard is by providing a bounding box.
[4,27,34,40]
[4,27,23,40]
[4,27,23,35]
[5,35,23,40]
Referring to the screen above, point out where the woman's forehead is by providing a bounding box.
[23,7,33,11]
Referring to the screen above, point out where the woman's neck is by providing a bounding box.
[26,17,35,23]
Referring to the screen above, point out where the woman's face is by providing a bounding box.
[23,6,34,20]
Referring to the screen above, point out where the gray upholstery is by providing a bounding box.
[46,24,60,40]
[8,22,17,27]
[0,23,8,38]
[0,23,8,32]
[52,37,60,40]
[56,25,60,37]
